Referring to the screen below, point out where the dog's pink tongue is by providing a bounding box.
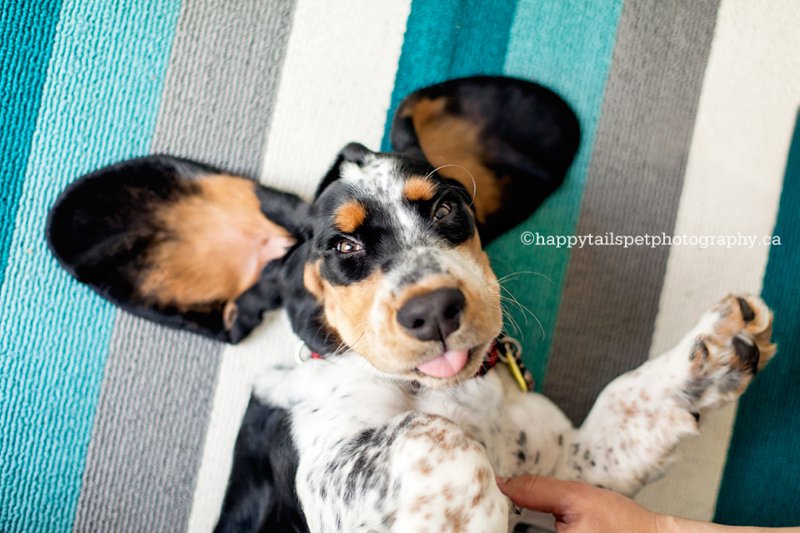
[416,349,469,378]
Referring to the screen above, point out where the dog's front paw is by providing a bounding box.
[684,294,776,410]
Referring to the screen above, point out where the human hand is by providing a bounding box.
[496,475,665,533]
[497,475,800,533]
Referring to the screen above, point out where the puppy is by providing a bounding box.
[47,76,776,532]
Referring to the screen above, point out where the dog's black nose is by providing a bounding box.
[397,288,465,342]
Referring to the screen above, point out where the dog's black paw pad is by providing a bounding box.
[737,297,756,323]
[733,336,760,374]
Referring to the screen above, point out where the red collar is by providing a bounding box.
[475,339,501,376]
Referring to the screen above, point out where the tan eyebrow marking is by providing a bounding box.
[334,200,367,233]
[404,177,436,202]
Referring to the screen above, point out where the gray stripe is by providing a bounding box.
[73,318,221,532]
[151,0,295,178]
[73,1,296,531]
[543,0,720,425]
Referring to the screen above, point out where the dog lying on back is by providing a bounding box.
[48,77,776,532]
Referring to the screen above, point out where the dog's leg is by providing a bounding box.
[300,411,509,532]
[214,398,304,533]
[552,294,775,495]
[389,413,510,533]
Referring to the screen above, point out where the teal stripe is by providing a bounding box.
[0,1,180,531]
[714,111,800,527]
[490,0,624,389]
[0,0,62,289]
[380,0,518,151]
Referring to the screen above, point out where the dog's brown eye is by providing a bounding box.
[335,239,364,254]
[433,202,452,221]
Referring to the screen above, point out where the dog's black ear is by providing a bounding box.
[390,76,580,244]
[46,155,309,343]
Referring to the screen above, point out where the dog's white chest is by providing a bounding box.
[255,354,566,467]
[253,353,571,531]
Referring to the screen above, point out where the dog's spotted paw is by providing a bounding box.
[684,294,776,410]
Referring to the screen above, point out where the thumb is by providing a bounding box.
[496,475,574,514]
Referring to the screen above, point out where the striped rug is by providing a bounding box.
[1,0,798,531]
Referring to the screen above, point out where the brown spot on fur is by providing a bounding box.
[474,466,490,486]
[444,506,468,533]
[139,175,294,310]
[404,176,436,202]
[406,416,477,456]
[620,400,638,417]
[443,485,455,501]
[409,494,433,514]
[417,459,433,475]
[407,97,501,223]
[334,200,367,233]
[471,467,490,508]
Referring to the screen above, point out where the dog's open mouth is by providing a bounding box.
[414,345,484,379]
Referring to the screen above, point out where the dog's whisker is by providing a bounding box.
[331,341,350,358]
[495,270,553,285]
[344,324,369,352]
[425,163,477,207]
[499,301,527,342]
[499,302,524,339]
[319,320,370,358]
[498,285,545,340]
[498,290,529,318]
[498,294,525,315]
[498,290,528,316]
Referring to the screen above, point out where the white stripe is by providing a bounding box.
[187,1,410,530]
[257,0,412,199]
[636,0,800,520]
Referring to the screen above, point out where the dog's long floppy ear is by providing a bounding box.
[390,76,580,244]
[47,155,308,343]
